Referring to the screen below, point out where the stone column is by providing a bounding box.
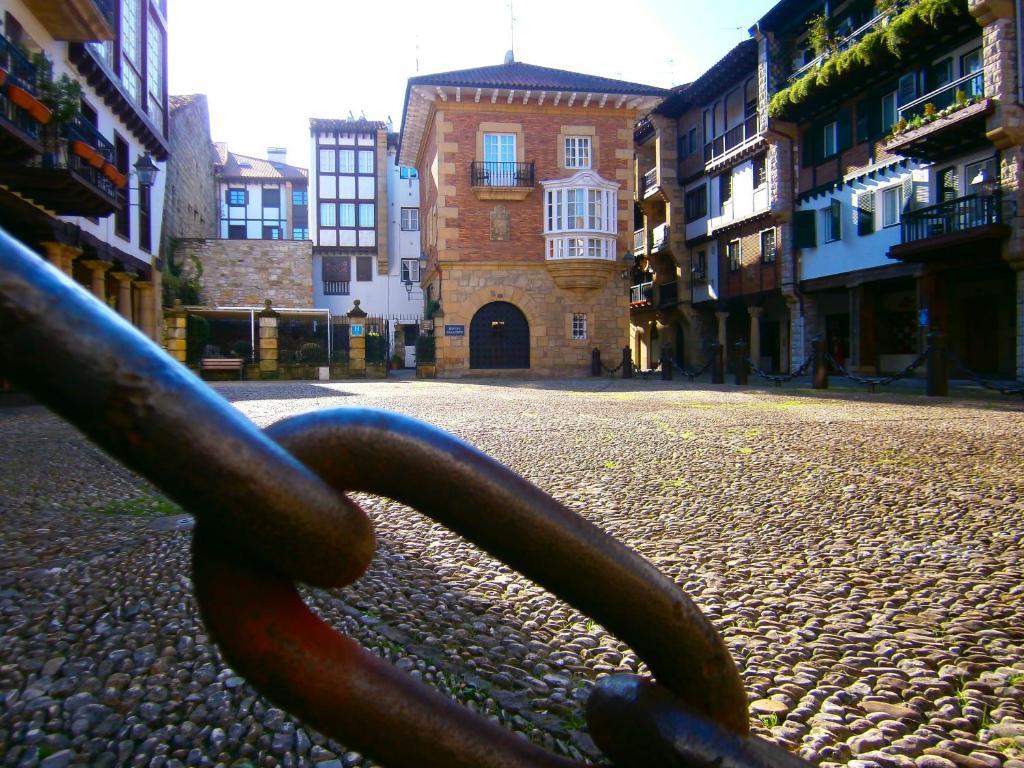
[134,281,156,340]
[163,300,188,364]
[748,306,764,367]
[258,299,279,377]
[347,299,368,376]
[715,310,729,349]
[111,271,136,323]
[81,260,111,301]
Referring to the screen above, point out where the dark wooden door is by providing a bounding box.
[470,302,529,369]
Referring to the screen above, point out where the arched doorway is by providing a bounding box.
[470,301,529,368]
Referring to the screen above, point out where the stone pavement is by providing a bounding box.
[1,378,1023,768]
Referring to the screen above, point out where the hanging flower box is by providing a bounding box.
[102,162,127,189]
[71,139,105,169]
[7,84,51,124]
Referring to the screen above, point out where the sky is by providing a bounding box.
[167,0,779,171]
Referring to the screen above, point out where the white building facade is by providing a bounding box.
[309,119,422,364]
[0,0,169,340]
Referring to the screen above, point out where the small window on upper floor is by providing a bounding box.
[822,121,838,158]
[399,166,419,179]
[401,207,420,231]
[564,136,591,169]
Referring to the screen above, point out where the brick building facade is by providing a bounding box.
[398,58,664,376]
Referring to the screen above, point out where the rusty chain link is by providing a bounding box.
[0,229,811,768]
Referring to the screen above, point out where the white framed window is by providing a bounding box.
[339,203,355,227]
[357,151,374,175]
[572,313,587,340]
[882,186,902,228]
[821,199,842,242]
[319,149,336,173]
[401,258,420,283]
[358,204,375,228]
[822,121,838,158]
[881,91,898,133]
[564,136,591,169]
[319,203,336,227]
[401,208,419,231]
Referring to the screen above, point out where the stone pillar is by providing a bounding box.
[163,300,188,364]
[134,281,156,340]
[111,271,136,323]
[258,299,279,376]
[715,310,728,349]
[347,299,368,376]
[748,306,764,367]
[81,260,111,301]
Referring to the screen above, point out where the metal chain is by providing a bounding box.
[746,354,814,386]
[825,350,929,389]
[0,231,812,768]
[946,351,1024,396]
[671,355,714,381]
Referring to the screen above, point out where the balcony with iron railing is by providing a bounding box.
[885,71,992,161]
[469,160,535,200]
[5,114,123,216]
[0,36,44,159]
[21,0,114,42]
[703,114,761,166]
[630,281,653,307]
[890,193,1011,261]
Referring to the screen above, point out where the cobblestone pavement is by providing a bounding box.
[2,378,1023,768]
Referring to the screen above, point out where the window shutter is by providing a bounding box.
[322,256,350,282]
[856,191,875,236]
[837,109,853,152]
[902,177,915,211]
[794,209,817,249]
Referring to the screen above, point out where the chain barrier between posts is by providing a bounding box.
[0,230,812,768]
[947,351,1024,396]
[825,350,929,392]
[746,354,814,387]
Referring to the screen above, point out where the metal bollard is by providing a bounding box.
[622,347,633,379]
[813,336,828,390]
[926,331,948,397]
[735,340,748,386]
[661,346,672,381]
[711,343,724,384]
[592,348,601,377]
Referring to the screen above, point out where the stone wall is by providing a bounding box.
[162,96,218,261]
[174,239,313,308]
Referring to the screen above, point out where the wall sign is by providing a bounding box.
[351,324,364,337]
[444,325,465,337]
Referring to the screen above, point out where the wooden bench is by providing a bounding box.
[200,357,244,380]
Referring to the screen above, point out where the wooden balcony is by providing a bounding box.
[21,0,114,42]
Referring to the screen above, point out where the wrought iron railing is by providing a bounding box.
[630,281,653,305]
[0,35,40,140]
[323,280,350,296]
[657,281,678,309]
[469,161,534,188]
[633,228,646,254]
[703,114,760,163]
[900,193,1001,244]
[651,223,669,252]
[0,34,38,89]
[642,167,658,195]
[898,71,985,122]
